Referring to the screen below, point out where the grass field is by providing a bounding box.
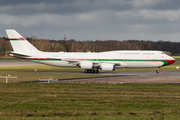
[0,84,180,120]
[0,67,114,83]
[0,58,180,119]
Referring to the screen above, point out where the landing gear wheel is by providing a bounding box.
[87,70,92,73]
[84,69,99,73]
[156,70,160,74]
[95,70,99,73]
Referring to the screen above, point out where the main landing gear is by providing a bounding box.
[156,67,160,74]
[84,69,99,73]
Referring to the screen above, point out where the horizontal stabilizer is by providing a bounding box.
[10,52,31,58]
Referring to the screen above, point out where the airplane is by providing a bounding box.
[5,29,175,73]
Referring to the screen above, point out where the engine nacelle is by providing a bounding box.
[80,61,93,69]
[101,63,115,71]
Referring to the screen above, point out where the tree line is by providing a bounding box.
[1,37,180,57]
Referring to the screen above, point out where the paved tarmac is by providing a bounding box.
[19,71,180,84]
[1,60,180,84]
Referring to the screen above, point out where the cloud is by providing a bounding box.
[139,9,180,21]
[0,0,180,41]
[131,0,158,8]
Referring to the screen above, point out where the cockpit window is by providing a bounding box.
[161,53,165,54]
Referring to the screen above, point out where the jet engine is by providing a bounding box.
[101,63,115,71]
[80,61,93,69]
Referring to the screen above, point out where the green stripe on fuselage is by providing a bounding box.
[29,59,168,66]
[90,59,168,66]
[161,61,168,66]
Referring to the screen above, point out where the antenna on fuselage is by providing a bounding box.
[64,35,66,41]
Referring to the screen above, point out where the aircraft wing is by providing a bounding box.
[47,57,125,67]
[61,59,101,66]
[46,57,79,65]
[46,57,101,66]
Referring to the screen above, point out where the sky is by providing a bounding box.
[1,0,180,41]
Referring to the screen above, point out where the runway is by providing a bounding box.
[1,60,180,84]
[19,71,180,84]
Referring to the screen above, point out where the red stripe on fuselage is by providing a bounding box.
[163,59,176,66]
[9,37,26,41]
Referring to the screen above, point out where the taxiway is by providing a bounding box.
[1,60,180,84]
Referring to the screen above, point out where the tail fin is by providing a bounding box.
[5,29,40,53]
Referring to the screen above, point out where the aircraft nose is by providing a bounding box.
[172,58,176,64]
[165,58,176,66]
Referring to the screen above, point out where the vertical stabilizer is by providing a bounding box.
[5,29,40,53]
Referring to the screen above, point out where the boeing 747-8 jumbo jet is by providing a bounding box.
[5,29,175,73]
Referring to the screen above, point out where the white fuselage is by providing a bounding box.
[26,50,175,68]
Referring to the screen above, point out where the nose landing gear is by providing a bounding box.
[156,67,160,73]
